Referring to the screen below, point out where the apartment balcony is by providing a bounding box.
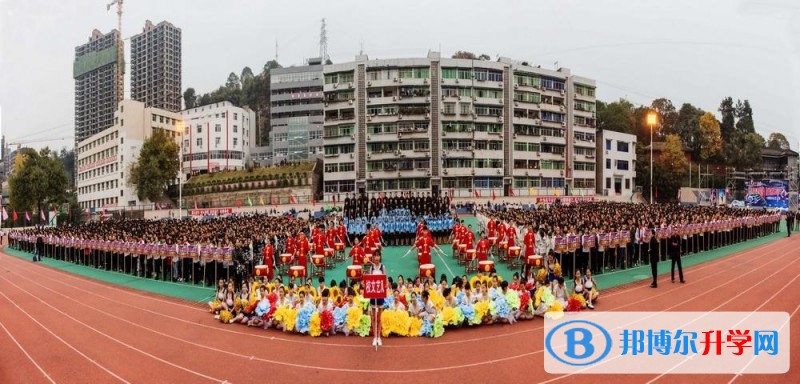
[364,150,397,161]
[539,102,565,114]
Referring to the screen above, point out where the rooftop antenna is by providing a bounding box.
[359,37,364,56]
[319,18,329,62]
[275,39,279,62]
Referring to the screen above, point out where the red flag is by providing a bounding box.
[474,190,480,198]
[290,195,297,204]
[492,190,497,201]
[509,188,515,196]
[312,197,316,207]
[235,200,242,208]
[13,210,18,221]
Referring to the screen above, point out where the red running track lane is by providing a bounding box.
[0,235,798,384]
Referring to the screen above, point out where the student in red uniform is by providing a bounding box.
[338,221,349,246]
[487,218,497,239]
[476,231,490,262]
[506,221,518,249]
[497,220,507,244]
[326,226,338,250]
[524,224,536,257]
[296,232,310,268]
[349,238,366,265]
[262,239,275,281]
[313,226,327,256]
[284,234,296,262]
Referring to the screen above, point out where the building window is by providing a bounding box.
[152,115,157,122]
[233,113,238,121]
[215,137,221,146]
[197,125,202,133]
[617,141,629,152]
[606,177,611,189]
[196,138,203,147]
[616,160,630,170]
[233,138,238,147]
[233,125,238,133]
[606,159,611,169]
[120,137,124,144]
[605,139,612,151]
[159,116,164,123]
[625,178,631,190]
[215,124,221,132]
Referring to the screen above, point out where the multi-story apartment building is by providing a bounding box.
[74,29,123,144]
[595,130,637,197]
[180,101,257,175]
[76,100,182,210]
[322,52,597,201]
[269,58,324,164]
[131,20,182,112]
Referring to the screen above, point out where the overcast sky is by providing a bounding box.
[1,0,798,151]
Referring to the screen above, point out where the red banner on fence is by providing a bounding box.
[362,275,388,299]
[188,208,234,216]
[535,196,595,204]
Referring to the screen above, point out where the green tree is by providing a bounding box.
[734,99,755,133]
[183,87,197,109]
[241,67,255,85]
[263,59,282,74]
[478,53,491,61]
[56,147,75,188]
[9,147,69,214]
[650,98,678,136]
[127,130,180,202]
[726,131,764,168]
[674,103,704,155]
[658,134,689,176]
[718,97,735,142]
[451,51,477,59]
[698,112,723,162]
[226,72,240,90]
[766,132,791,150]
[596,99,635,134]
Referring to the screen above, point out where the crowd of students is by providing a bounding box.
[207,255,592,340]
[475,202,783,279]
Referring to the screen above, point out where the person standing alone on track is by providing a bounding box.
[649,224,658,288]
[669,230,684,283]
[786,211,794,238]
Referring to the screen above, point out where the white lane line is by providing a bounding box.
[0,276,225,383]
[0,318,57,384]
[0,290,129,383]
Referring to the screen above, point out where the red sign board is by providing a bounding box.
[362,275,388,299]
[188,208,233,216]
[535,196,595,204]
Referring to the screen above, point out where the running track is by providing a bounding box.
[0,235,798,384]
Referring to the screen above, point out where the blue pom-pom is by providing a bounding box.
[255,300,270,317]
[459,302,475,321]
[333,307,348,326]
[383,295,395,309]
[494,295,510,318]
[419,318,433,337]
[296,307,314,333]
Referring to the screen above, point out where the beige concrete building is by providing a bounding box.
[322,52,597,201]
[76,99,182,210]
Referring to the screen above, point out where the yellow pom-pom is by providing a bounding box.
[310,312,322,337]
[409,316,422,337]
[554,263,562,277]
[570,293,587,308]
[346,306,363,331]
[219,310,233,324]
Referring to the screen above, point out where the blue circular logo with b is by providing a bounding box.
[545,320,612,366]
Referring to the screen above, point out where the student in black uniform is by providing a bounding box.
[669,231,684,283]
[649,224,659,288]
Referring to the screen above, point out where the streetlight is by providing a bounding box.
[646,112,658,204]
[177,121,185,219]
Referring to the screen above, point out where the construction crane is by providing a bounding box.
[7,136,73,151]
[107,0,124,103]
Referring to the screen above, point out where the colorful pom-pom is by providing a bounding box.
[218,310,233,324]
[309,312,322,337]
